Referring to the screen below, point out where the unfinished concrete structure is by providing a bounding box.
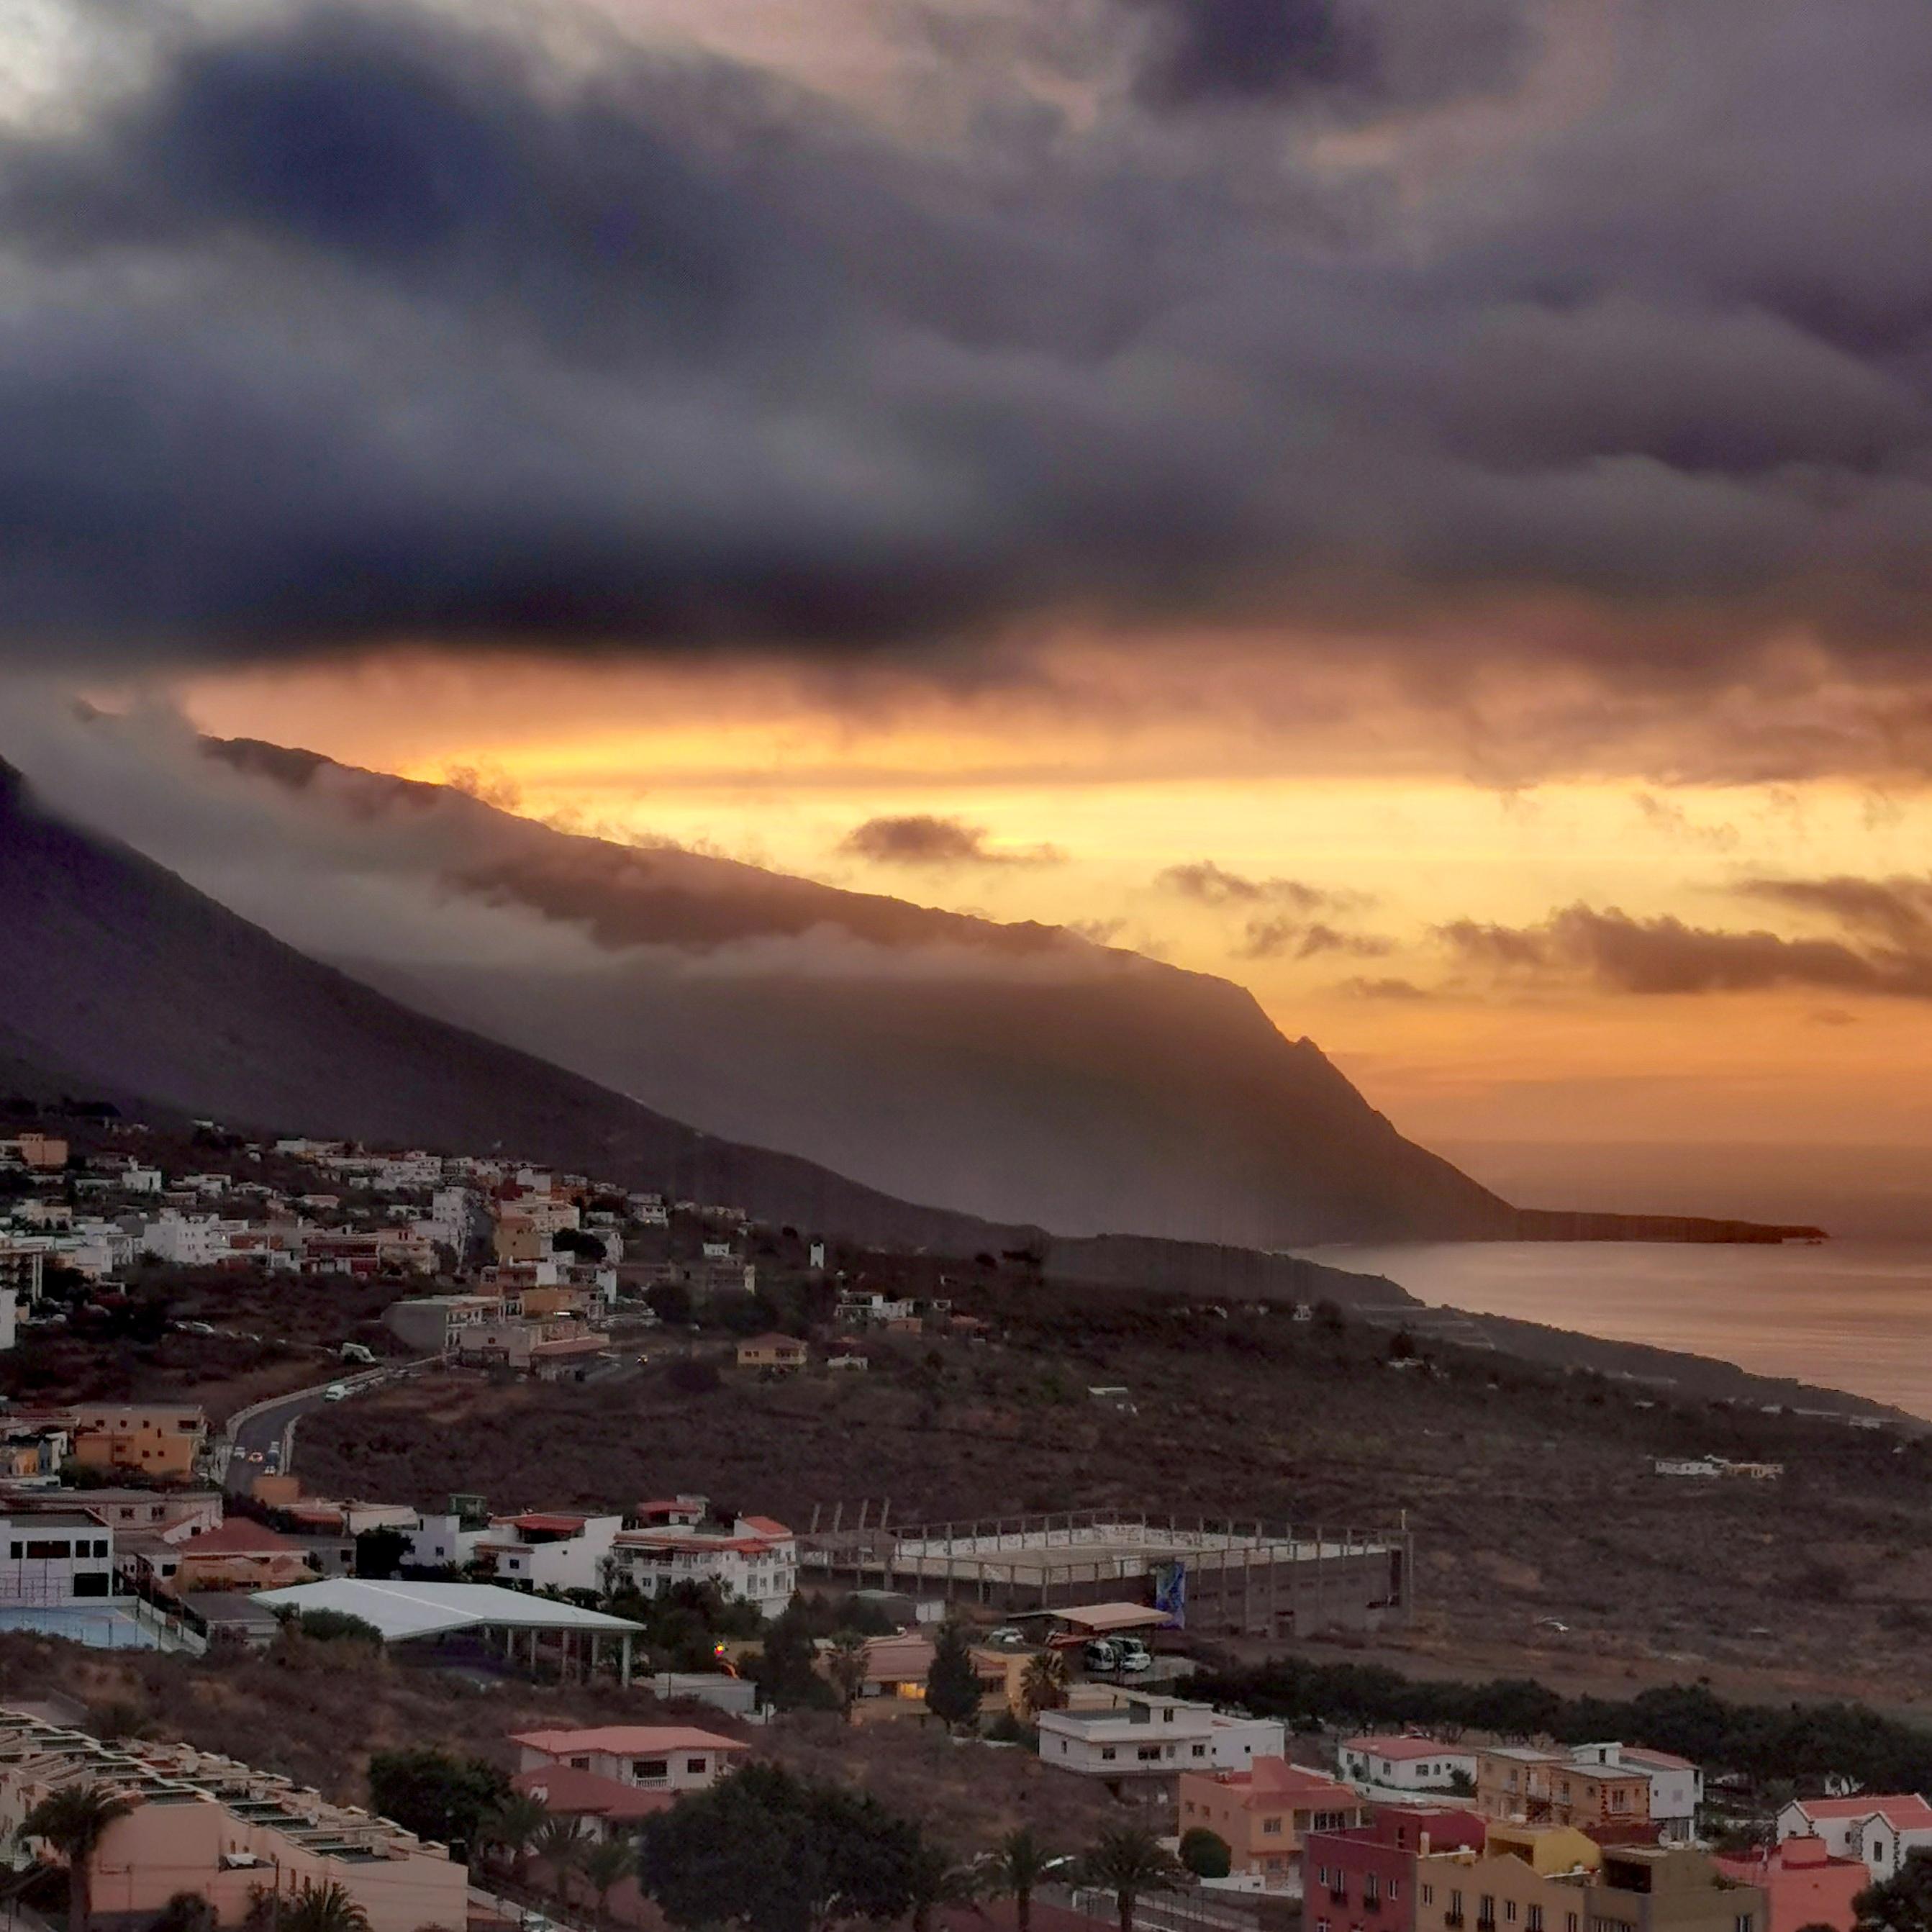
[800,1506,1411,1637]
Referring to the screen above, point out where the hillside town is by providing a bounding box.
[0,1117,1921,1932]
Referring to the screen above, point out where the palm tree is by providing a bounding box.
[532,1816,586,1905]
[278,1881,371,1932]
[984,1827,1056,1932]
[905,1840,980,1932]
[579,1837,636,1928]
[1018,1651,1069,1718]
[826,1631,869,1723]
[20,1782,134,1932]
[480,1792,550,1887]
[1080,1826,1182,1932]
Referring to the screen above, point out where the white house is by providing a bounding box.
[1780,1796,1932,1879]
[509,1725,747,1795]
[1337,1735,1477,1793]
[1038,1692,1285,1782]
[0,1513,114,1605]
[607,1510,797,1619]
[476,1513,622,1593]
[140,1212,235,1267]
[1572,1741,1703,1843]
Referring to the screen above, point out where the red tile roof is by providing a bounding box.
[508,1766,673,1823]
[738,1515,792,1537]
[511,1725,745,1757]
[1794,1795,1932,1826]
[1349,1736,1461,1761]
[504,1513,589,1535]
[179,1520,304,1555]
[1208,1758,1361,1811]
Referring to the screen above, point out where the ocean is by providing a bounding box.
[1296,1239,1932,1420]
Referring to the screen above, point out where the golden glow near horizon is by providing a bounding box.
[173,652,1932,1151]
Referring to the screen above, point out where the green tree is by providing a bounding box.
[1081,1827,1183,1932]
[21,1782,134,1932]
[533,1816,586,1895]
[984,1828,1056,1932]
[1179,1828,1231,1879]
[1020,1649,1069,1718]
[284,1608,386,1648]
[1856,1853,1932,1932]
[905,1841,979,1932]
[923,1620,982,1731]
[826,1631,869,1723]
[280,1880,371,1932]
[366,1749,508,1855]
[479,1792,550,1887]
[581,1838,637,1928]
[355,1527,412,1579]
[148,1893,218,1932]
[754,1605,838,1712]
[638,1761,919,1932]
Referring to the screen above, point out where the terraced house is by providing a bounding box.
[0,1710,467,1932]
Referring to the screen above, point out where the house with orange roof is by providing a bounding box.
[510,1724,746,1796]
[1718,1834,1868,1932]
[1179,1756,1369,1883]
[170,1518,316,1594]
[1778,1795,1932,1881]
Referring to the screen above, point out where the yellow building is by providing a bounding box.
[736,1334,808,1371]
[69,1404,207,1482]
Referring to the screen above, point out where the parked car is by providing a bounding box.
[322,1382,350,1402]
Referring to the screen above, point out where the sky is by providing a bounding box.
[10,0,1932,1161]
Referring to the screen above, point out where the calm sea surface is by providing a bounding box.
[1296,1240,1932,1420]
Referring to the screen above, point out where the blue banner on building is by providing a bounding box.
[1153,1559,1187,1628]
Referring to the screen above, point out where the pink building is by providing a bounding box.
[509,1724,746,1796]
[1718,1836,1869,1932]
[0,1710,466,1932]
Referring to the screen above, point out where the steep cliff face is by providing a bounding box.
[0,759,1017,1249]
[196,737,1518,1246]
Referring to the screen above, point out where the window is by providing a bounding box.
[1137,1746,1162,1762]
[632,1759,668,1782]
[570,1757,591,1771]
[1192,1745,1207,1758]
[686,1757,707,1775]
[1422,1887,1434,1907]
[1364,1877,1380,1904]
[1478,1894,1497,1930]
[6,1543,17,1559]
[1566,1916,1579,1932]
[1506,1902,1518,1923]
[1100,1747,1117,1761]
[1528,1909,1543,1931]
[1734,1918,1754,1932]
[1264,1818,1283,1836]
[24,1540,71,1559]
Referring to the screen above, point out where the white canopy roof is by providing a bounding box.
[251,1579,645,1641]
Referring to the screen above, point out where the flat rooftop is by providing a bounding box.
[878,1520,1400,1583]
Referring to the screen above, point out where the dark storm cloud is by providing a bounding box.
[1440,902,1932,999]
[11,0,1932,708]
[839,814,1063,866]
[1123,0,1531,117]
